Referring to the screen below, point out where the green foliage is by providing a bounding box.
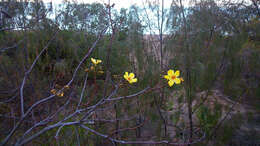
[1,0,259,145]
[196,103,222,135]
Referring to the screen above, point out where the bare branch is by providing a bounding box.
[105,87,150,101]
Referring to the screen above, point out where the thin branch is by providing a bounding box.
[105,87,150,101]
[0,38,25,54]
[209,89,248,138]
[1,27,108,146]
[77,73,88,110]
[74,126,81,146]
[19,30,59,116]
[16,121,81,146]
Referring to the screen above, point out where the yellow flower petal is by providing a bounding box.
[168,69,174,76]
[91,58,102,65]
[124,72,129,80]
[175,70,180,77]
[180,78,184,82]
[57,92,64,97]
[168,80,174,87]
[64,85,69,89]
[129,73,135,79]
[130,78,137,83]
[51,89,56,94]
[164,75,170,80]
[97,60,102,63]
[91,58,95,64]
[174,78,181,84]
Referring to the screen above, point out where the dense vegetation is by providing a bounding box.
[0,0,259,145]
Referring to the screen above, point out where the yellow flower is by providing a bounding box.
[57,92,64,97]
[91,58,102,66]
[124,72,138,84]
[98,70,104,74]
[51,89,57,94]
[64,85,70,89]
[51,88,64,97]
[164,69,182,87]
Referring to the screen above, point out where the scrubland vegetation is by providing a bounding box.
[0,0,259,145]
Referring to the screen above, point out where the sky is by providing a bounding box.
[40,0,252,10]
[41,0,188,10]
[24,0,252,34]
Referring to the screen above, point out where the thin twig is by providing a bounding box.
[77,73,88,110]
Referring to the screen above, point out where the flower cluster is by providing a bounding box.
[91,58,102,66]
[51,89,64,97]
[50,85,70,97]
[85,58,103,73]
[85,57,183,87]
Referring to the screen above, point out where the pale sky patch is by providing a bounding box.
[41,0,252,11]
[41,0,189,10]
